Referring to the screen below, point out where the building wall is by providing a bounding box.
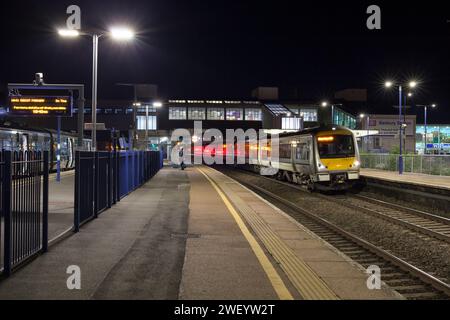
[361,114,416,153]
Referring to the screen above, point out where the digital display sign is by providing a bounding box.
[8,95,72,116]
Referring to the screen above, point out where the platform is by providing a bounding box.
[0,166,401,300]
[361,168,450,191]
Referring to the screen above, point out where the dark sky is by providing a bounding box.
[1,0,450,123]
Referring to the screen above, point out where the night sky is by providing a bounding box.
[1,0,450,123]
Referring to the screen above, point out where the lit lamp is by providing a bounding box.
[59,26,135,150]
[385,80,418,174]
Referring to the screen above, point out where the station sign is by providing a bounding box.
[8,95,72,116]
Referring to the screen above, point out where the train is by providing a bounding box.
[0,126,91,171]
[186,125,360,191]
[244,126,361,191]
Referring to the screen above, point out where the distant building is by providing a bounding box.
[360,114,416,153]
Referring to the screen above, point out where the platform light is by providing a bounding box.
[432,104,437,108]
[153,101,163,108]
[58,29,80,37]
[385,81,393,88]
[407,92,413,97]
[321,101,328,107]
[409,81,417,88]
[359,113,365,118]
[110,27,135,40]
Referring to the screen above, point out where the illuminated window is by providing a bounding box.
[169,107,187,120]
[299,109,318,122]
[137,115,157,130]
[245,108,262,121]
[282,117,301,130]
[207,107,225,120]
[226,108,243,120]
[188,107,206,120]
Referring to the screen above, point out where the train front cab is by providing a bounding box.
[312,129,360,191]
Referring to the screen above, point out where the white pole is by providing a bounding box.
[91,34,99,151]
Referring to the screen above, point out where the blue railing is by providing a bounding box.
[75,150,162,231]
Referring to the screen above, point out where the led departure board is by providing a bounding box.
[8,95,72,116]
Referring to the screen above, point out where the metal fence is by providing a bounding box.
[75,150,162,232]
[360,154,450,176]
[1,150,49,276]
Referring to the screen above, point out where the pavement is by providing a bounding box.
[0,167,190,299]
[0,166,403,300]
[360,168,450,190]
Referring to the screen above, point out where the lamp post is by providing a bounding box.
[385,80,417,174]
[417,104,436,154]
[59,27,135,151]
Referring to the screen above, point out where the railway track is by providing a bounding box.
[219,167,450,300]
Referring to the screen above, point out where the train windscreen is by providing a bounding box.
[317,135,355,158]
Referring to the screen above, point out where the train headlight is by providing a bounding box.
[318,162,327,170]
[353,160,360,168]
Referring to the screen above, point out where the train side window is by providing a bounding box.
[279,143,291,159]
[295,143,309,161]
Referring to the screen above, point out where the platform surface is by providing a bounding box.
[0,166,402,300]
[361,168,450,190]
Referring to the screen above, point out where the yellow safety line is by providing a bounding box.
[197,167,294,300]
[200,166,339,300]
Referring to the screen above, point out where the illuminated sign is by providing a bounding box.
[8,96,72,116]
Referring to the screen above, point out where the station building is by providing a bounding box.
[359,114,417,154]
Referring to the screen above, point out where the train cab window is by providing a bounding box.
[317,135,354,158]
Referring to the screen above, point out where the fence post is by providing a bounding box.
[42,151,49,252]
[94,152,99,218]
[2,151,12,276]
[74,151,80,233]
[116,152,120,202]
[108,152,113,208]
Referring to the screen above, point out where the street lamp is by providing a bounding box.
[385,80,418,174]
[416,104,436,154]
[59,26,135,151]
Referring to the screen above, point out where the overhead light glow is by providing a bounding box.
[153,101,163,108]
[321,101,328,107]
[409,81,417,88]
[58,29,80,37]
[110,27,134,40]
[359,113,365,118]
[385,81,393,88]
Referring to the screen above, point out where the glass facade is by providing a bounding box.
[245,108,262,121]
[207,107,225,120]
[136,115,157,130]
[169,107,187,120]
[281,117,302,130]
[333,108,356,129]
[188,107,206,120]
[416,125,450,154]
[287,107,318,122]
[226,108,243,120]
